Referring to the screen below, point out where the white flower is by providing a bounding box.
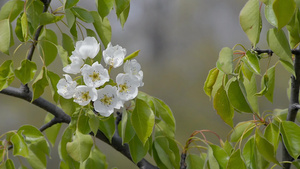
[57,74,77,99]
[73,37,100,59]
[63,55,84,74]
[103,42,126,68]
[94,85,123,117]
[116,73,140,101]
[124,59,144,86]
[73,85,97,106]
[81,62,109,88]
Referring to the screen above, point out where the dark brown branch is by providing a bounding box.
[180,153,187,169]
[39,117,63,132]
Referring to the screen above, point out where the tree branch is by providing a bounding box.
[0,86,157,168]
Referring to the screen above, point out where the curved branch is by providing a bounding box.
[0,86,157,168]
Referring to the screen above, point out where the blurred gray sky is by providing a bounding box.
[0,0,292,168]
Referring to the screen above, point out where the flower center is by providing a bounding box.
[119,83,129,93]
[89,71,101,82]
[100,94,113,105]
[81,91,91,101]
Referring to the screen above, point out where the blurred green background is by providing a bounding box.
[0,0,291,168]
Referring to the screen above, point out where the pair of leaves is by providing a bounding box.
[0,60,14,91]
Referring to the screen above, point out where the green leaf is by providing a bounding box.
[65,9,75,28]
[153,137,180,169]
[21,12,28,42]
[59,97,78,116]
[0,19,11,54]
[97,0,114,19]
[26,145,47,169]
[62,33,75,57]
[32,67,49,101]
[120,109,135,144]
[66,130,93,162]
[90,11,111,47]
[273,0,296,30]
[39,13,64,25]
[57,45,69,68]
[204,67,219,99]
[241,62,253,81]
[186,154,206,169]
[243,137,269,169]
[128,135,149,163]
[10,133,29,157]
[65,0,79,9]
[264,0,277,27]
[131,99,155,145]
[71,7,94,23]
[211,71,225,97]
[14,60,37,85]
[210,144,229,169]
[46,70,61,103]
[0,60,15,91]
[226,149,246,169]
[84,147,108,169]
[280,121,300,159]
[213,85,234,127]
[255,129,280,165]
[4,159,15,169]
[15,15,24,42]
[88,114,99,136]
[231,121,255,142]
[26,0,43,30]
[119,4,130,28]
[244,75,259,113]
[264,123,280,152]
[287,10,300,48]
[216,47,233,74]
[243,51,261,75]
[115,0,130,17]
[0,0,24,22]
[207,146,219,169]
[77,112,91,134]
[98,114,115,142]
[239,0,262,47]
[264,66,275,102]
[267,28,292,64]
[124,50,140,62]
[256,73,269,96]
[226,77,253,113]
[38,29,58,66]
[44,113,62,147]
[280,59,295,76]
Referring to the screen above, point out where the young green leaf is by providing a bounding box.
[243,51,261,75]
[77,112,91,134]
[216,47,233,74]
[0,60,15,91]
[10,133,29,157]
[62,33,74,57]
[264,123,280,152]
[15,15,24,42]
[286,10,300,48]
[39,12,64,25]
[264,66,275,102]
[14,60,37,85]
[267,28,292,64]
[115,0,130,17]
[243,75,259,113]
[21,12,28,41]
[120,109,135,144]
[231,121,255,142]
[280,121,300,159]
[96,0,114,19]
[131,99,155,145]
[5,159,15,169]
[264,0,277,27]
[83,147,108,169]
[66,130,93,162]
[128,135,149,163]
[38,29,58,66]
[44,114,62,147]
[71,7,94,23]
[255,129,280,165]
[210,144,229,168]
[204,67,219,99]
[65,9,75,28]
[124,50,140,62]
[0,0,24,22]
[98,114,115,142]
[226,78,253,113]
[273,0,296,30]
[0,19,11,54]
[119,4,130,28]
[213,85,234,127]
[32,67,49,101]
[186,154,206,169]
[26,0,43,30]
[65,0,80,9]
[226,149,247,169]
[90,11,111,47]
[239,0,262,47]
[47,69,61,103]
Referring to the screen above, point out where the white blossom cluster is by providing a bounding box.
[57,37,143,117]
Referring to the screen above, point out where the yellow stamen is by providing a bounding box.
[89,71,101,82]
[101,95,113,105]
[119,83,128,93]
